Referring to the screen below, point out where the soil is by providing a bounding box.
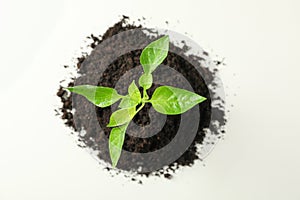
[56,16,226,181]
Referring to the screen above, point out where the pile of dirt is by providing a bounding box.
[56,16,226,182]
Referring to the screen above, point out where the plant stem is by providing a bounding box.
[135,102,145,114]
[143,88,149,99]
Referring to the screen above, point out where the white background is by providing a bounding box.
[0,0,299,199]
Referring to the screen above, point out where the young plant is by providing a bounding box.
[67,36,207,167]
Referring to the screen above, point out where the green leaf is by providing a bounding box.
[118,81,141,109]
[140,35,169,74]
[118,96,138,109]
[109,123,128,167]
[138,73,153,90]
[128,81,141,103]
[150,86,206,115]
[107,107,136,127]
[67,85,122,108]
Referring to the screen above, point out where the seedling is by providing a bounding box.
[67,36,207,167]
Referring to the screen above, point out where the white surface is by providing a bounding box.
[0,0,300,199]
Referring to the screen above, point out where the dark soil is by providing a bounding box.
[57,16,226,181]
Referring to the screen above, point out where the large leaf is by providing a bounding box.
[67,85,122,107]
[140,35,169,74]
[150,86,206,115]
[107,107,136,127]
[109,123,128,167]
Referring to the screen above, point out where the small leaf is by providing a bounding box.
[109,123,128,167]
[138,73,153,90]
[107,107,136,127]
[150,86,206,115]
[118,81,141,109]
[128,81,141,103]
[67,85,122,107]
[118,96,139,109]
[140,35,169,74]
